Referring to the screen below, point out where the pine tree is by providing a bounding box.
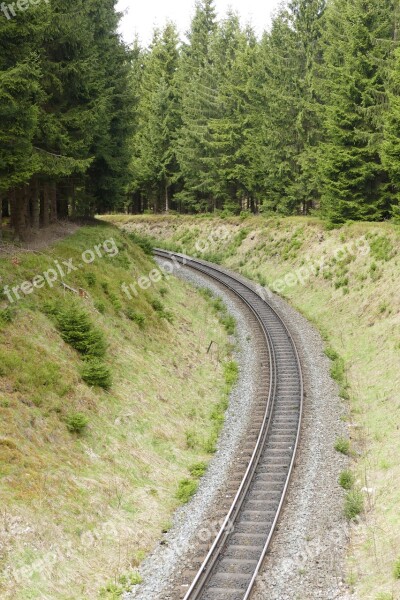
[249,1,325,215]
[318,0,396,223]
[381,17,400,221]
[130,24,180,212]
[174,0,219,211]
[0,2,46,239]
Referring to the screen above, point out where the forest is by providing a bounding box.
[1,0,400,239]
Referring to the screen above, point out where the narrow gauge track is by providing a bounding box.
[154,249,304,600]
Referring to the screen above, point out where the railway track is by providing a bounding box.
[154,249,304,600]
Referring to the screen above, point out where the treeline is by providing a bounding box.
[2,0,400,235]
[129,0,400,223]
[0,0,133,240]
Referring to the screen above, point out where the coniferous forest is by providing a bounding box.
[1,0,400,238]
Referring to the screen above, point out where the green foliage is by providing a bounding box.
[125,309,146,328]
[66,413,89,434]
[325,347,349,399]
[220,314,236,335]
[224,361,239,386]
[176,478,198,504]
[99,572,142,598]
[81,359,112,390]
[369,236,394,262]
[128,233,154,256]
[393,557,400,579]
[0,307,15,327]
[84,273,97,287]
[344,488,364,520]
[189,462,207,478]
[339,470,355,490]
[335,437,350,455]
[50,306,107,359]
[150,299,174,323]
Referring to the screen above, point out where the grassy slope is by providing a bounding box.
[0,223,233,600]
[104,214,400,600]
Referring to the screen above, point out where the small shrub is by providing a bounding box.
[95,301,106,314]
[108,293,122,311]
[185,430,197,449]
[221,314,235,335]
[335,437,350,455]
[66,413,89,434]
[0,306,15,326]
[369,236,394,262]
[176,478,198,504]
[339,470,355,490]
[84,272,96,287]
[203,432,218,454]
[54,306,107,358]
[159,287,168,297]
[212,297,224,312]
[81,359,112,390]
[199,287,212,300]
[151,299,164,313]
[393,557,400,579]
[344,488,364,520]
[99,572,142,599]
[189,462,207,478]
[325,347,339,361]
[129,232,154,255]
[150,299,173,323]
[224,361,239,386]
[125,309,146,328]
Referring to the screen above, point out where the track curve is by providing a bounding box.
[154,249,304,600]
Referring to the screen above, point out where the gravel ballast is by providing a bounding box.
[125,258,349,600]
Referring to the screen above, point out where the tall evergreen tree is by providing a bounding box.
[318,0,396,222]
[381,24,400,221]
[130,24,180,212]
[174,0,219,211]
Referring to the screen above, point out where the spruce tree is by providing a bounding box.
[318,0,396,222]
[130,24,180,212]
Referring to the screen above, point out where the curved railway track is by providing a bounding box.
[154,249,304,600]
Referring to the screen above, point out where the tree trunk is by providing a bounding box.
[41,182,50,227]
[9,189,16,230]
[2,195,9,218]
[49,181,57,223]
[165,180,169,213]
[30,178,40,229]
[12,187,29,241]
[57,180,69,219]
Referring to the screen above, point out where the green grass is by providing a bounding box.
[176,478,198,504]
[344,488,364,520]
[339,470,355,490]
[393,557,400,580]
[335,437,351,455]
